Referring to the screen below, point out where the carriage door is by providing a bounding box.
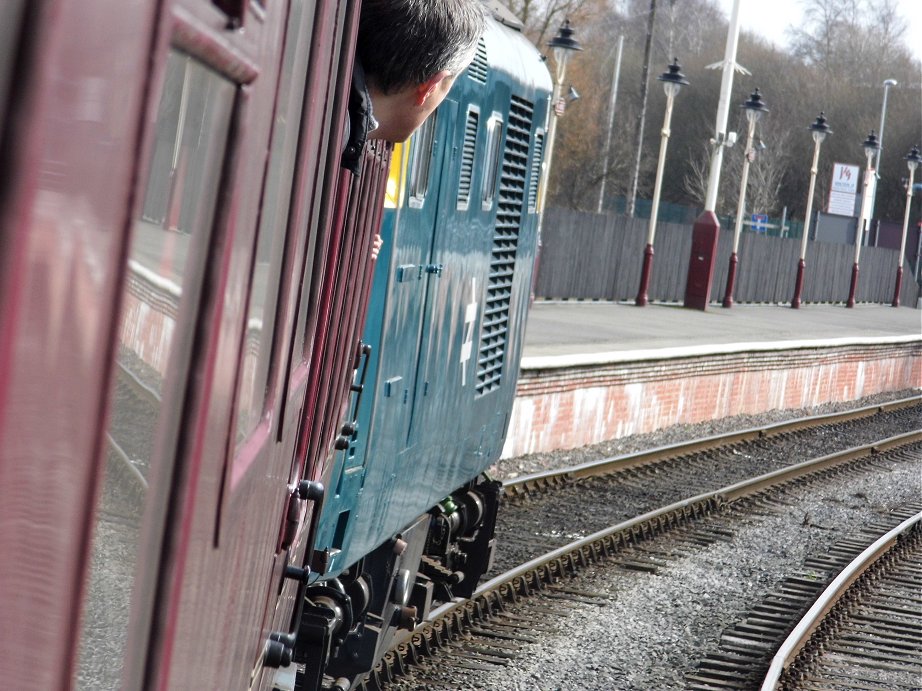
[0,0,168,688]
[76,1,292,689]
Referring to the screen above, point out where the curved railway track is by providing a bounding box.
[493,397,920,574]
[365,398,922,690]
[687,501,922,689]
[763,512,922,691]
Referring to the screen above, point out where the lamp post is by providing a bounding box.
[869,78,898,233]
[891,146,921,307]
[635,59,689,306]
[538,19,582,214]
[846,130,880,307]
[722,88,768,308]
[790,112,832,308]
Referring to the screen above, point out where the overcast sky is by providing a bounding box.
[715,0,922,62]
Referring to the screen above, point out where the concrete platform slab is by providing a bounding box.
[523,301,921,360]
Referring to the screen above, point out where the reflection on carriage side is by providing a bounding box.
[77,52,234,690]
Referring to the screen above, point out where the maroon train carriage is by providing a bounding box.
[0,1,388,689]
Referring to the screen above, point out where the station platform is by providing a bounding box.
[501,301,922,458]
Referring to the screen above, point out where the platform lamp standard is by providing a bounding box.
[635,59,690,306]
[891,146,921,307]
[722,88,768,308]
[870,79,898,239]
[790,112,832,308]
[846,130,880,308]
[538,19,582,216]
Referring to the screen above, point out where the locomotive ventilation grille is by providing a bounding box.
[457,108,479,209]
[527,131,544,212]
[466,38,488,84]
[476,95,533,396]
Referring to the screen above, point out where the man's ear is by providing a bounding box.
[413,70,450,106]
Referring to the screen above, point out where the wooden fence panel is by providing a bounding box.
[613,216,646,300]
[604,215,628,299]
[711,229,732,304]
[534,208,921,307]
[648,222,690,302]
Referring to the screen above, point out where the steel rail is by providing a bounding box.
[718,429,922,501]
[116,357,163,403]
[378,428,922,685]
[760,510,922,691]
[106,432,150,490]
[503,394,921,496]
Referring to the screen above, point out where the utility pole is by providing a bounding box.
[626,0,657,218]
[597,35,624,214]
[682,0,743,310]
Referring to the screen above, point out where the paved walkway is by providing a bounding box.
[522,301,922,360]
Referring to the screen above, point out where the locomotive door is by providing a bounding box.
[73,0,315,689]
[405,104,470,453]
[376,102,457,457]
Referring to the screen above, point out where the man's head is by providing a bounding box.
[358,0,486,142]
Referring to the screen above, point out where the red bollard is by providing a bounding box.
[684,211,720,311]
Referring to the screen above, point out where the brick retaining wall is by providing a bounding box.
[501,341,922,458]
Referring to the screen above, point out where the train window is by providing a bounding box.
[408,112,437,206]
[76,51,234,689]
[234,0,308,447]
[481,113,503,210]
[456,106,479,211]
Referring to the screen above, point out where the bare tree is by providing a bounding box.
[504,0,607,45]
[528,0,918,224]
[682,142,712,209]
[747,127,792,216]
[789,0,908,80]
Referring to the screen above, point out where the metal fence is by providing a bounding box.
[534,208,921,307]
[603,195,806,239]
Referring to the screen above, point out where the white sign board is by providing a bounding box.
[831,163,859,194]
[827,191,856,216]
[827,162,860,216]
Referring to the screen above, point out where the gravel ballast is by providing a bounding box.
[411,448,922,690]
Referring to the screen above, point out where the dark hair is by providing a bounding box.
[358,0,486,94]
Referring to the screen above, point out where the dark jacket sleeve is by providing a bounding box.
[341,60,376,176]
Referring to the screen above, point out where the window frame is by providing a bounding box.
[481,112,503,211]
[407,112,438,208]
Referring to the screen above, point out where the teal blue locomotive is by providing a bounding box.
[296,7,552,689]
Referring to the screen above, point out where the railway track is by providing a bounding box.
[366,399,922,690]
[763,512,922,691]
[493,396,921,574]
[687,503,922,689]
